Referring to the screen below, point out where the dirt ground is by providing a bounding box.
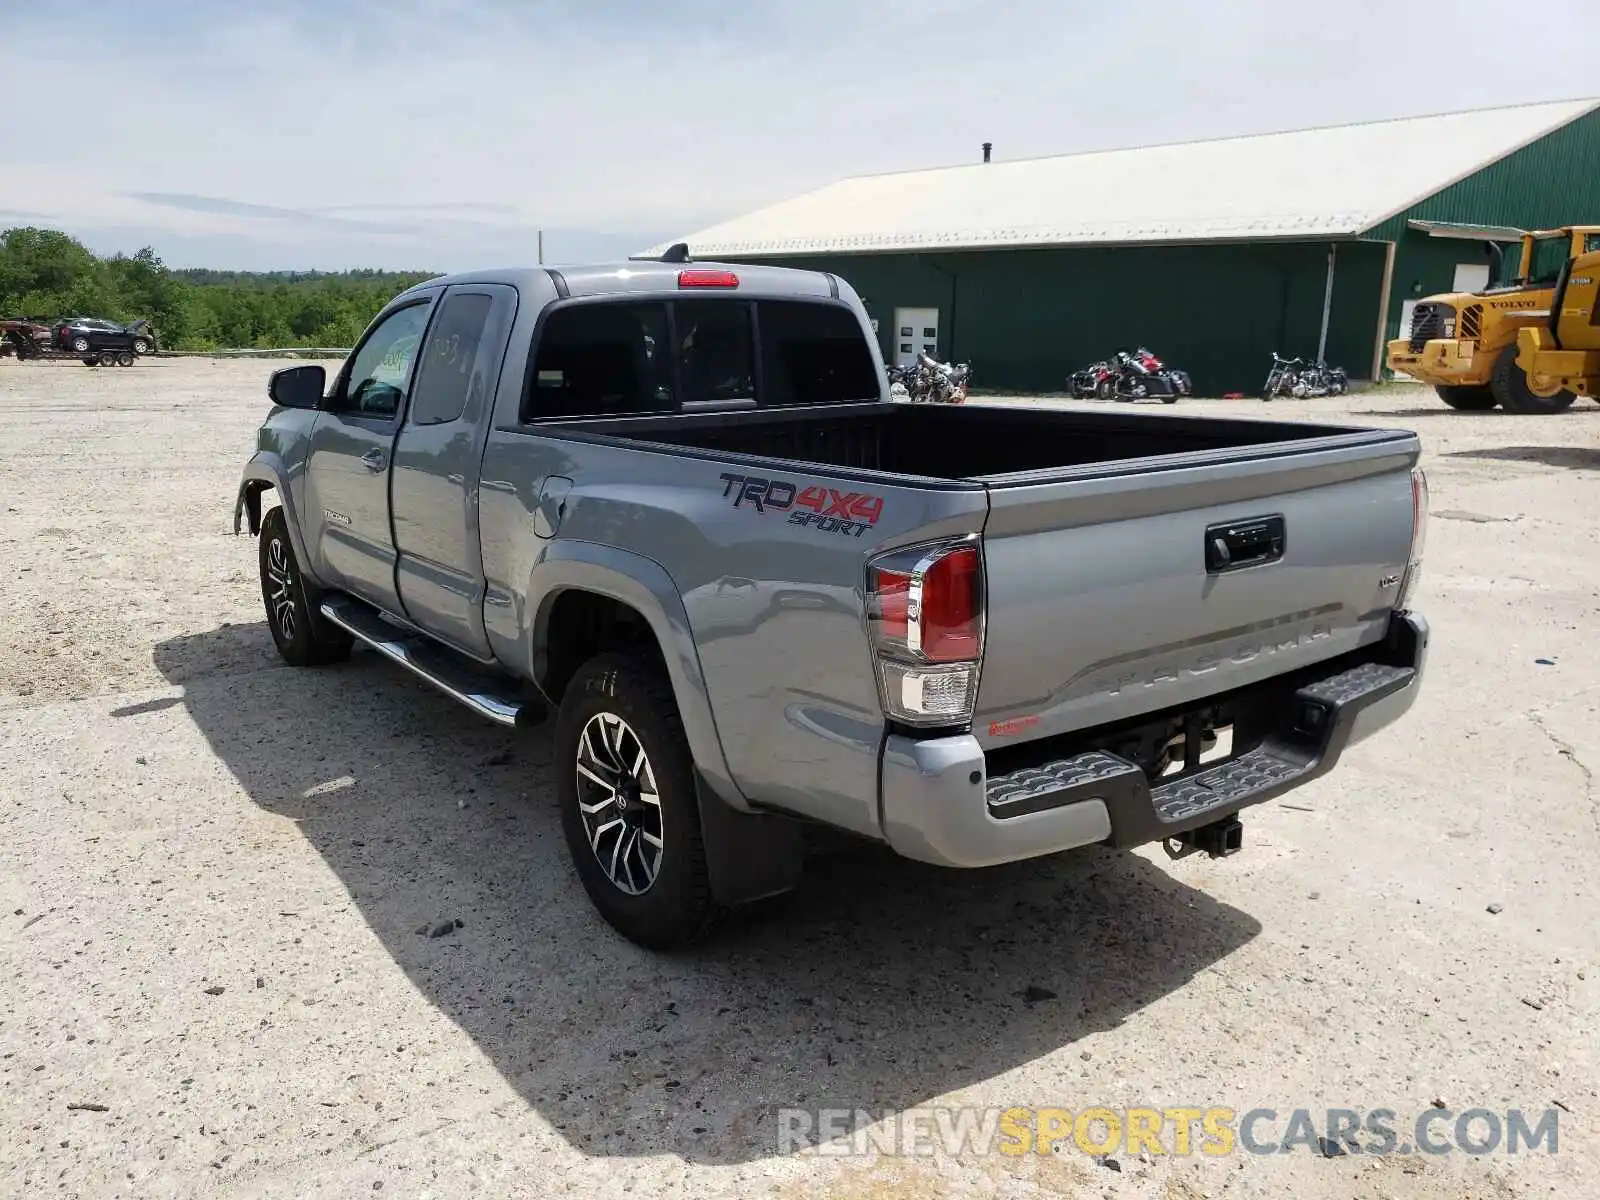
[1,356,1597,1199]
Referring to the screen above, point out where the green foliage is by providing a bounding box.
[0,227,436,351]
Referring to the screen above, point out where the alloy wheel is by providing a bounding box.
[575,712,664,895]
[265,536,298,643]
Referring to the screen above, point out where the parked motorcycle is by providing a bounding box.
[1069,359,1115,399]
[1262,353,1348,400]
[1072,346,1191,402]
[891,351,971,404]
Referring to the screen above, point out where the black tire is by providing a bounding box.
[258,506,353,667]
[1490,346,1576,414]
[82,358,98,367]
[1435,384,1498,411]
[132,338,149,355]
[70,335,90,353]
[1161,394,1179,404]
[118,352,135,367]
[1095,377,1114,401]
[556,653,722,950]
[98,351,116,366]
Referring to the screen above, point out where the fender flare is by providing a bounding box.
[526,541,746,809]
[233,452,325,590]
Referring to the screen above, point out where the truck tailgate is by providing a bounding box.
[973,431,1420,747]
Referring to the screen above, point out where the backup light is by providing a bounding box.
[867,540,985,727]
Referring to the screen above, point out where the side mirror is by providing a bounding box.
[269,364,325,410]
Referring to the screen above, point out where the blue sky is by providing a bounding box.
[4,0,1599,271]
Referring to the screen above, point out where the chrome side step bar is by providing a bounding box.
[319,597,526,727]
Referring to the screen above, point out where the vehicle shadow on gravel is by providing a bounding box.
[1357,405,1600,420]
[156,623,1262,1166]
[1445,445,1600,470]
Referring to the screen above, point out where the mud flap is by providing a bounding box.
[694,771,806,905]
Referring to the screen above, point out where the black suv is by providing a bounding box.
[56,318,158,356]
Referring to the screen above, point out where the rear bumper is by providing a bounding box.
[879,611,1428,868]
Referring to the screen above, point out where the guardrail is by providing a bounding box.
[153,347,353,359]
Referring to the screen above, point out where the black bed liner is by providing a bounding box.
[545,401,1412,484]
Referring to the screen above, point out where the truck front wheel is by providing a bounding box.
[1435,384,1498,411]
[555,653,722,949]
[1490,346,1576,414]
[258,506,353,667]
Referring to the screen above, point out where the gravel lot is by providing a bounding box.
[2,357,1598,1199]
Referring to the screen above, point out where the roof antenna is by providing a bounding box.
[628,241,693,263]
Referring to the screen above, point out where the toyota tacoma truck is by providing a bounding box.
[234,253,1430,949]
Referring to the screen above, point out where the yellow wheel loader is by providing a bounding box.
[1514,247,1600,404]
[1386,226,1600,413]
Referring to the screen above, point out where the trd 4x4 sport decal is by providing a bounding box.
[718,472,884,539]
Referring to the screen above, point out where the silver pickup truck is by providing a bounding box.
[235,254,1429,949]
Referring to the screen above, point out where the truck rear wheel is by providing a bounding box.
[555,652,722,950]
[1490,346,1576,414]
[258,506,353,667]
[1435,384,1497,411]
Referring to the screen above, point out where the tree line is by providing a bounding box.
[0,227,433,350]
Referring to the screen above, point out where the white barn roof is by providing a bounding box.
[646,98,1600,259]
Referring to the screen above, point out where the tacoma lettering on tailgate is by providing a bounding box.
[718,472,884,539]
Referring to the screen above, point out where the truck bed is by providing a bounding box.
[552,401,1405,483]
[534,398,1420,760]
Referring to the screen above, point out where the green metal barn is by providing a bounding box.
[646,98,1600,395]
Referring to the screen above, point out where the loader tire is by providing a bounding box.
[1434,385,1497,411]
[1491,347,1575,414]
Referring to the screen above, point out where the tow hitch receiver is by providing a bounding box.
[1164,816,1244,861]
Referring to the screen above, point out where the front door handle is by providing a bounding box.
[361,449,387,472]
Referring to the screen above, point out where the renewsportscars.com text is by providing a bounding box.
[776,1106,1560,1159]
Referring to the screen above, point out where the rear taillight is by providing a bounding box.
[1397,467,1429,609]
[867,540,984,727]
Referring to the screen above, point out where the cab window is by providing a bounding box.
[408,293,494,426]
[759,300,879,406]
[527,302,673,419]
[675,300,754,407]
[1526,237,1572,285]
[336,303,430,419]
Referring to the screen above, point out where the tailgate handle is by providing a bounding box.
[1205,515,1285,573]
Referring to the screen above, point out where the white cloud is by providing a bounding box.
[3,0,1598,268]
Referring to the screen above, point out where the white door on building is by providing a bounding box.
[893,308,939,367]
[1452,263,1490,293]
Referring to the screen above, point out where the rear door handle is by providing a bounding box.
[361,449,387,472]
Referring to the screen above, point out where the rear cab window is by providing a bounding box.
[760,300,880,406]
[528,302,674,419]
[523,296,877,421]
